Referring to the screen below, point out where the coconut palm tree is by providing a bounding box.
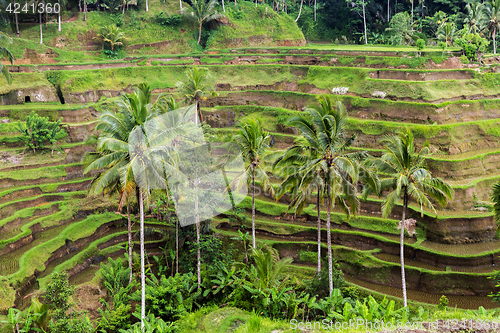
[274,146,325,274]
[98,25,125,51]
[465,1,486,34]
[0,32,14,84]
[83,83,169,330]
[176,66,217,123]
[286,96,363,296]
[436,21,457,48]
[183,0,225,44]
[233,118,274,249]
[372,129,453,307]
[485,0,500,54]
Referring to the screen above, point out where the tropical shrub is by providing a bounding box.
[17,111,67,154]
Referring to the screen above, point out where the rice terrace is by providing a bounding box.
[2,0,500,332]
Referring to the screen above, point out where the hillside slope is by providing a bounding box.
[4,1,305,63]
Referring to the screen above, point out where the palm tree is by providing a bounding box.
[183,0,224,44]
[0,32,14,84]
[274,136,325,275]
[84,83,168,329]
[176,66,217,123]
[233,118,274,249]
[485,0,500,54]
[465,1,486,34]
[286,96,362,296]
[436,21,457,48]
[98,25,125,51]
[373,129,453,307]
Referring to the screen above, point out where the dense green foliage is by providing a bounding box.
[16,111,67,154]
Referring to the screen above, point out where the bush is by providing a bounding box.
[155,12,183,26]
[45,272,93,333]
[438,295,449,310]
[16,111,67,154]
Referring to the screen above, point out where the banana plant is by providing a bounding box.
[29,298,51,333]
[2,308,23,333]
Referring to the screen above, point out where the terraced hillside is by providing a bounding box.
[1,46,500,312]
[0,101,170,311]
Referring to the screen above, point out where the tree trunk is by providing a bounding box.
[176,219,179,274]
[362,1,367,44]
[195,181,201,287]
[127,199,133,284]
[317,190,321,275]
[255,0,257,7]
[198,22,202,44]
[295,0,304,22]
[15,5,19,37]
[314,0,316,20]
[180,0,183,10]
[146,0,148,11]
[326,184,333,296]
[387,0,389,22]
[58,0,61,32]
[401,188,408,307]
[84,0,87,21]
[252,166,256,249]
[123,0,126,14]
[139,188,146,330]
[197,101,203,122]
[39,12,43,45]
[79,0,81,11]
[222,0,225,12]
[235,0,236,6]
[411,0,413,24]
[494,28,497,55]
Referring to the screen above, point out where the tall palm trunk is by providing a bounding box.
[195,181,201,287]
[362,1,367,44]
[197,22,202,44]
[14,0,19,37]
[180,0,182,9]
[326,184,333,296]
[39,12,43,44]
[295,0,304,22]
[222,0,225,12]
[84,0,87,21]
[176,219,179,274]
[314,0,316,20]
[411,0,414,24]
[494,27,497,54]
[127,199,133,284]
[387,0,389,21]
[58,0,61,32]
[317,190,321,275]
[401,187,408,307]
[139,188,145,330]
[251,166,256,248]
[146,0,148,11]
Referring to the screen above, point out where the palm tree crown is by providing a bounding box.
[176,66,217,123]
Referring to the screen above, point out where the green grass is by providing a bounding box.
[7,212,122,281]
[0,163,81,180]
